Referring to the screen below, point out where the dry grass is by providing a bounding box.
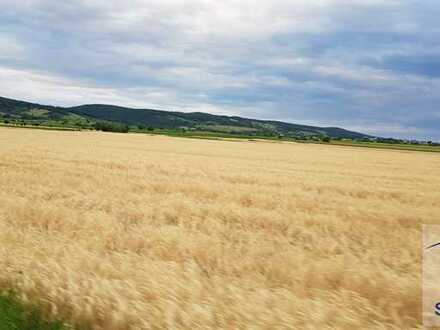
[0,127,439,329]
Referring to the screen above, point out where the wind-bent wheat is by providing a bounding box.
[0,127,439,329]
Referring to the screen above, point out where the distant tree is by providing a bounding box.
[147,126,154,132]
[137,124,146,130]
[322,136,331,143]
[94,121,129,133]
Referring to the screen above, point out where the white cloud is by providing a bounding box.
[0,66,169,108]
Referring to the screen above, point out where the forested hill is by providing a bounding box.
[0,96,372,139]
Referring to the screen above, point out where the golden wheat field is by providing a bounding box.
[1,127,440,329]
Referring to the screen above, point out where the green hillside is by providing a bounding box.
[0,96,372,139]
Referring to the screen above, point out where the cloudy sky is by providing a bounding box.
[1,0,439,140]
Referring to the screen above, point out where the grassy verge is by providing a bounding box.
[0,294,66,330]
[0,123,79,132]
[156,131,440,152]
[328,140,440,153]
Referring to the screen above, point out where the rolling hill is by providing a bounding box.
[0,96,373,139]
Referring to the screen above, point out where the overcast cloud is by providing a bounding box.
[1,0,439,140]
